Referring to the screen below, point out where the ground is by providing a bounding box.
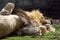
[1,24,60,40]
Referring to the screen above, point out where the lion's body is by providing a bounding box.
[0,15,22,37]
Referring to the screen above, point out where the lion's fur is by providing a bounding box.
[0,3,55,37]
[0,15,22,37]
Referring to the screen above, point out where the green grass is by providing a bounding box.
[1,24,60,40]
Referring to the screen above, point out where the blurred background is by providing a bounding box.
[0,0,60,19]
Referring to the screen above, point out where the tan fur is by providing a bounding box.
[0,3,15,15]
[25,10,55,33]
[0,15,22,37]
[25,10,46,25]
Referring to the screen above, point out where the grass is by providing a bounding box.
[1,24,60,40]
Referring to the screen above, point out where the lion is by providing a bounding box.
[0,3,55,37]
